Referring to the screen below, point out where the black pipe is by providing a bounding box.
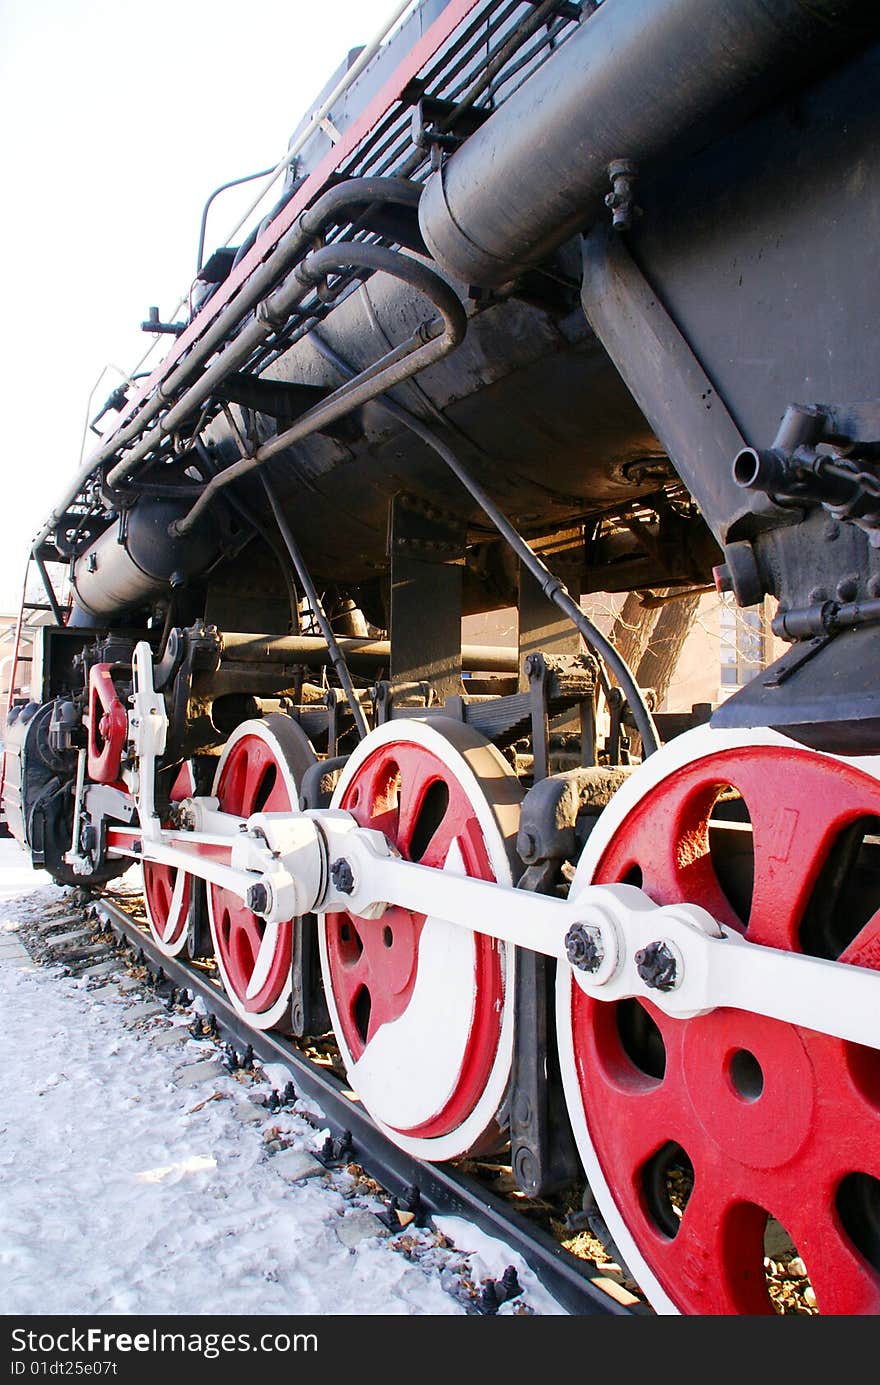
[260,477,368,741]
[218,633,518,674]
[419,0,880,286]
[309,333,659,755]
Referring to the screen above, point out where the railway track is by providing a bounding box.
[25,887,643,1318]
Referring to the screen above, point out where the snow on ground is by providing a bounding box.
[0,839,563,1316]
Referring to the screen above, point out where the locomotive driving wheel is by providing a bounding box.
[207,715,316,1030]
[143,761,196,957]
[319,718,522,1161]
[557,726,880,1315]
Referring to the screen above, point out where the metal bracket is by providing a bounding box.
[127,641,169,839]
[604,159,640,231]
[411,96,492,171]
[606,687,631,766]
[510,942,581,1199]
[525,652,552,782]
[153,627,186,691]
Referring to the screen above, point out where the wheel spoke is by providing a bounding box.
[238,745,274,814]
[840,906,880,967]
[394,751,434,852]
[161,869,187,942]
[335,912,416,1040]
[745,793,840,951]
[788,1209,880,1315]
[232,899,264,953]
[144,859,190,956]
[143,761,195,957]
[561,731,880,1315]
[245,920,288,1000]
[594,775,744,930]
[662,1176,770,1314]
[320,721,518,1155]
[582,1024,774,1313]
[207,718,314,1028]
[350,752,401,839]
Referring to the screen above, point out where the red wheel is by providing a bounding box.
[319,718,522,1161]
[207,716,315,1030]
[143,761,195,957]
[557,727,880,1314]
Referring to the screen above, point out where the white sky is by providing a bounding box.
[0,0,407,610]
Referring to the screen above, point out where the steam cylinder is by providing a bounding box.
[69,499,219,626]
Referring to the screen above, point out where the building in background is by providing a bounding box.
[465,592,785,724]
[658,594,784,713]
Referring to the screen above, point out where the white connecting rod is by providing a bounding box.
[329,825,880,1052]
[119,802,880,1052]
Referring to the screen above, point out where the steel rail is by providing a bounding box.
[94,895,634,1318]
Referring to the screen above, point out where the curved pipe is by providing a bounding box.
[38,177,423,527]
[169,243,467,537]
[419,0,880,286]
[196,164,276,275]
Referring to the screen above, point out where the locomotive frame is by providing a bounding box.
[4,0,880,1315]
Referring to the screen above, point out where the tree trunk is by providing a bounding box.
[637,592,702,706]
[608,591,659,676]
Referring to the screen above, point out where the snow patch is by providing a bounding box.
[434,1216,567,1316]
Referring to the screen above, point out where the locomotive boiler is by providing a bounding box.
[5,0,880,1314]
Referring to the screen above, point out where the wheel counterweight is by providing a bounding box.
[557,726,880,1315]
[207,715,315,1031]
[319,718,522,1162]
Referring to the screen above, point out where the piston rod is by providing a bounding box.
[215,632,519,674]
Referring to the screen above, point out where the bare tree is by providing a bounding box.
[608,591,659,675]
[637,591,703,706]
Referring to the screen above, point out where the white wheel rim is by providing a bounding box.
[319,718,520,1163]
[143,761,195,957]
[556,723,880,1314]
[206,719,310,1030]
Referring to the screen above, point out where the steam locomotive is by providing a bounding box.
[4,0,880,1314]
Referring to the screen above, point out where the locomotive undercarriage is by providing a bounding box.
[6,0,880,1316]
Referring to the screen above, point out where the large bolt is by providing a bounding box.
[330,858,355,895]
[245,881,271,915]
[635,940,679,992]
[517,828,539,864]
[564,923,604,974]
[604,158,639,231]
